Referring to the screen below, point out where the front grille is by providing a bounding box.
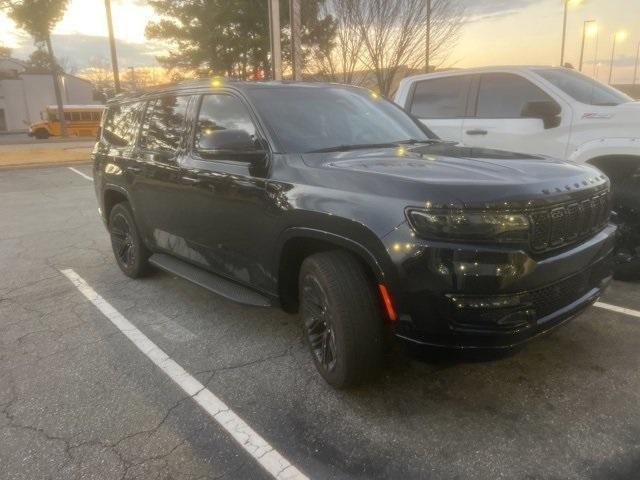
[530,191,610,252]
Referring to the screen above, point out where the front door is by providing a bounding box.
[178,93,273,292]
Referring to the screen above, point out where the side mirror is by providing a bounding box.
[521,101,562,129]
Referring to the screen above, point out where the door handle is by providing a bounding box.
[465,129,488,136]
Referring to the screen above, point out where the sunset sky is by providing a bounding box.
[1,0,638,84]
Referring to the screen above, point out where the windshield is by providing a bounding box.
[536,68,632,106]
[247,86,436,153]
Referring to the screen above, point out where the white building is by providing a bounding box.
[0,58,95,132]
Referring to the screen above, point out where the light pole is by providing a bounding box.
[633,41,640,87]
[560,0,583,66]
[579,20,597,72]
[608,30,627,85]
[425,0,431,72]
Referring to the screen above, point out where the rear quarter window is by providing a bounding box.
[102,102,145,147]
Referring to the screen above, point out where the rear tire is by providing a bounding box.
[108,202,150,278]
[34,129,49,140]
[299,251,384,388]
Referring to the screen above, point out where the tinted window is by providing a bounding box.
[477,73,554,118]
[536,68,631,106]
[103,102,145,147]
[410,76,471,118]
[139,95,190,153]
[194,94,256,151]
[248,86,435,153]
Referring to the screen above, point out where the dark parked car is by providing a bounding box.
[92,80,615,387]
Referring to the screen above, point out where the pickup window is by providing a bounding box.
[536,68,632,106]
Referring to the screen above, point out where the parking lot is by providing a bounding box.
[1,163,639,480]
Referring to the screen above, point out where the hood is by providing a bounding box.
[301,143,609,209]
[305,144,604,185]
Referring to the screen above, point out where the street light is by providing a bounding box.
[633,40,640,87]
[608,30,628,85]
[560,0,583,66]
[579,20,597,72]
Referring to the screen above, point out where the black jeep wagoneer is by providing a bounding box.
[93,80,615,387]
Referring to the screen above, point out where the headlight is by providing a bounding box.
[406,209,530,243]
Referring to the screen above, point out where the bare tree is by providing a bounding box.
[335,0,463,96]
[312,0,364,85]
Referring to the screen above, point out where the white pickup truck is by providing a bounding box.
[395,66,640,278]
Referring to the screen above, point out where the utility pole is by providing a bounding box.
[268,0,282,80]
[45,34,67,137]
[129,66,136,90]
[104,0,121,93]
[290,0,302,81]
[425,0,431,72]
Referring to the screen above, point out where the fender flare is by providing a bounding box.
[568,137,640,165]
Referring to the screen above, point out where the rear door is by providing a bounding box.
[462,73,569,157]
[130,94,194,255]
[404,74,473,143]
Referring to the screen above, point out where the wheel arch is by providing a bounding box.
[586,154,640,183]
[274,227,393,313]
[102,185,131,223]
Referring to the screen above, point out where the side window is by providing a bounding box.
[476,73,554,118]
[139,95,190,153]
[71,112,82,121]
[194,94,257,152]
[81,112,92,121]
[64,112,72,121]
[92,112,102,122]
[102,102,144,148]
[409,76,471,119]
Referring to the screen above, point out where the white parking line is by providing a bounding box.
[595,302,640,319]
[60,268,308,480]
[68,167,93,181]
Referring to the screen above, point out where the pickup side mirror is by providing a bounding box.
[521,101,562,129]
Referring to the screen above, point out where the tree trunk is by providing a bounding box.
[45,34,67,138]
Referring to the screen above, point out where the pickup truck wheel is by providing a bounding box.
[612,177,640,281]
[108,202,150,278]
[299,251,384,388]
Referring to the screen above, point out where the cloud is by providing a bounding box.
[12,33,166,68]
[460,0,540,21]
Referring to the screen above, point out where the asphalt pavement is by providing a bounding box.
[1,164,639,480]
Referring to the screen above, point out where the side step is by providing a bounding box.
[148,253,272,307]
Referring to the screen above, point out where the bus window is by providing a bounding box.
[71,112,81,121]
[81,112,92,121]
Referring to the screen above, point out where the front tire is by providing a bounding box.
[108,202,150,278]
[299,251,384,388]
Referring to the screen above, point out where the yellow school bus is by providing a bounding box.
[29,105,105,139]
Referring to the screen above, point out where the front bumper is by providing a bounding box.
[384,223,616,349]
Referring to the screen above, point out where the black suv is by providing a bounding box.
[93,80,615,387]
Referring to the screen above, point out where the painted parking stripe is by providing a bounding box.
[68,166,93,181]
[60,268,308,480]
[595,302,640,319]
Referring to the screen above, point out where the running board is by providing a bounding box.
[148,253,272,307]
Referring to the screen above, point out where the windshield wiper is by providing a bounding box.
[307,139,439,153]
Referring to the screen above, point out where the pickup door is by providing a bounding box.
[461,73,571,158]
